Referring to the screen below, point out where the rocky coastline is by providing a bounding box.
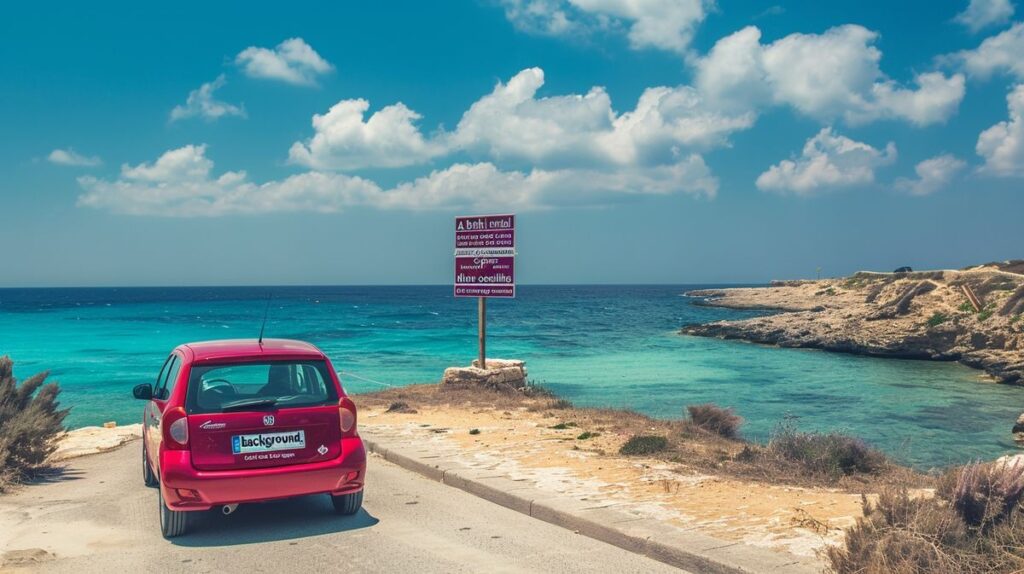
[681,263,1024,386]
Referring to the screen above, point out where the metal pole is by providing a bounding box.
[478,297,486,369]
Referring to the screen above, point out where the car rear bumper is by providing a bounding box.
[160,436,366,511]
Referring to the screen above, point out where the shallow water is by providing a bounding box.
[1,285,1020,469]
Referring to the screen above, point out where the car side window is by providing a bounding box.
[155,355,172,388]
[155,355,180,400]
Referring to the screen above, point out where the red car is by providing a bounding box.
[133,339,366,538]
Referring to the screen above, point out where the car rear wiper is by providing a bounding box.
[220,397,278,412]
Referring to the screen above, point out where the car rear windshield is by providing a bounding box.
[185,360,339,414]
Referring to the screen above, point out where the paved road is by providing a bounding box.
[0,442,681,573]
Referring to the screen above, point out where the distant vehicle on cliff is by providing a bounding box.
[893,266,913,273]
[132,338,365,538]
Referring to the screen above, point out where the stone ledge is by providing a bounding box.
[441,358,528,387]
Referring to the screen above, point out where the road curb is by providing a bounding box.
[362,436,821,574]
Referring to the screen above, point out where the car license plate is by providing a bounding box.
[231,430,306,454]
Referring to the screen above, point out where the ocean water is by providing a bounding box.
[1,285,1021,469]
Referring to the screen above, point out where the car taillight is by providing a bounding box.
[163,407,189,449]
[339,397,357,436]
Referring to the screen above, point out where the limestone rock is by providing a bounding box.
[682,268,1024,384]
[1014,413,1024,445]
[443,358,527,388]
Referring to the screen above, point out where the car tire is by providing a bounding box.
[331,490,363,515]
[159,487,189,538]
[142,443,158,487]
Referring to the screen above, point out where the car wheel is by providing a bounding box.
[142,443,158,487]
[159,487,189,538]
[331,490,363,515]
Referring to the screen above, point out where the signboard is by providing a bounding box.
[454,214,515,298]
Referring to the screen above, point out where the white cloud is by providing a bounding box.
[695,25,965,126]
[976,84,1024,176]
[498,0,582,36]
[498,0,709,53]
[601,84,756,162]
[288,99,444,170]
[235,38,333,86]
[48,148,102,167]
[119,144,216,182]
[955,0,1015,33]
[289,68,752,171]
[894,154,967,196]
[448,68,615,165]
[865,72,966,126]
[77,144,717,216]
[170,75,245,122]
[957,22,1024,79]
[449,67,752,167]
[756,127,897,194]
[570,0,708,52]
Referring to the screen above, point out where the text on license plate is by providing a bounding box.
[232,430,306,454]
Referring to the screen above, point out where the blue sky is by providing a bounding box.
[1,0,1022,287]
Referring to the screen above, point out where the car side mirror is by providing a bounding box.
[133,383,153,400]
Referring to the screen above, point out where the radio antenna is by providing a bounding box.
[258,293,272,346]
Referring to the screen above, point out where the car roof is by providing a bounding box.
[180,339,326,362]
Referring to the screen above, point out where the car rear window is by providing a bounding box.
[185,360,339,414]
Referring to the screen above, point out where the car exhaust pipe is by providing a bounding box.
[221,504,238,516]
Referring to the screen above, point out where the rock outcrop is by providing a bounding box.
[681,267,1024,385]
[1014,413,1024,444]
[442,358,528,389]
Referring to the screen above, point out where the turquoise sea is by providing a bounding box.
[1,285,1021,469]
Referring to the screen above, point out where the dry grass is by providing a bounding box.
[355,383,921,491]
[826,462,1024,574]
[764,420,891,480]
[685,403,743,439]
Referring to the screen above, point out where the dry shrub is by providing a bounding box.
[686,403,743,439]
[522,380,555,398]
[0,357,69,490]
[946,460,1024,528]
[768,420,889,479]
[828,465,1024,574]
[827,488,968,573]
[385,401,417,414]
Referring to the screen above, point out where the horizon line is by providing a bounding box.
[0,281,778,290]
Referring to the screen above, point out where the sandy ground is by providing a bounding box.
[363,404,865,558]
[40,410,865,561]
[3,443,680,574]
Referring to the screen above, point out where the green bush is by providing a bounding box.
[576,431,599,440]
[619,435,668,456]
[928,312,950,327]
[978,308,994,321]
[468,428,480,435]
[0,357,69,490]
[767,420,888,479]
[550,422,577,430]
[959,301,977,313]
[686,403,743,438]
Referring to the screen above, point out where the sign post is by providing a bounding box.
[454,214,516,370]
[478,297,486,369]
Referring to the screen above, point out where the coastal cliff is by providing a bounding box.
[682,262,1024,384]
